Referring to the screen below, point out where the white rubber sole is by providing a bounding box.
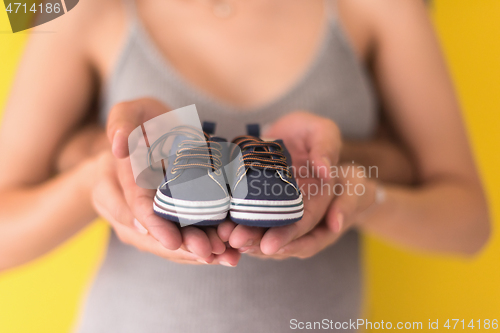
[154,189,304,226]
[154,190,230,224]
[229,195,304,225]
[229,210,303,221]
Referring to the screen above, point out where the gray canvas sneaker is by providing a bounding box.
[151,126,230,226]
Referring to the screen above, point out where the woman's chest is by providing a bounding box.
[90,0,371,111]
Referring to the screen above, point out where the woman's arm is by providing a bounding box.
[0,161,99,271]
[340,131,417,185]
[342,0,490,255]
[227,0,489,258]
[0,12,99,271]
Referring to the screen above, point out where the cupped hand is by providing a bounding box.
[95,98,240,265]
[223,112,342,255]
[91,148,241,266]
[222,162,378,260]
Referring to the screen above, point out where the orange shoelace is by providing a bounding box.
[232,136,289,176]
[148,126,222,174]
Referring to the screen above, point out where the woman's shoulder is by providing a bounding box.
[337,0,431,60]
[80,0,129,80]
[32,0,125,39]
[28,0,127,81]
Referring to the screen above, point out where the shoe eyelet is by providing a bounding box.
[173,158,180,165]
[171,168,178,175]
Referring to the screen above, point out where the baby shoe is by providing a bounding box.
[228,125,304,227]
[152,125,230,226]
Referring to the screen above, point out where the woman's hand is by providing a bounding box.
[267,162,378,260]
[221,112,342,255]
[101,98,241,265]
[93,151,239,266]
[54,99,241,265]
[222,162,378,260]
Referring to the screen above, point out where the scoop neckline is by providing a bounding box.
[130,15,335,116]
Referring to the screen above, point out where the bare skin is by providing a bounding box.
[0,0,490,271]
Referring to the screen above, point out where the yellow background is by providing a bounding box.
[0,1,499,332]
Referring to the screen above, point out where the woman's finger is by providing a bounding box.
[326,190,358,233]
[133,191,184,249]
[265,112,341,180]
[211,247,242,267]
[92,176,135,229]
[259,180,334,255]
[217,220,237,242]
[228,224,267,249]
[277,223,338,259]
[111,219,216,264]
[303,118,341,180]
[325,169,376,232]
[117,157,183,250]
[182,226,213,259]
[106,99,172,159]
[91,153,136,229]
[204,227,226,255]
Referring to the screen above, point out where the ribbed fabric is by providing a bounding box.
[76,1,378,332]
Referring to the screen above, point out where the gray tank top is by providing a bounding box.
[76,1,378,332]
